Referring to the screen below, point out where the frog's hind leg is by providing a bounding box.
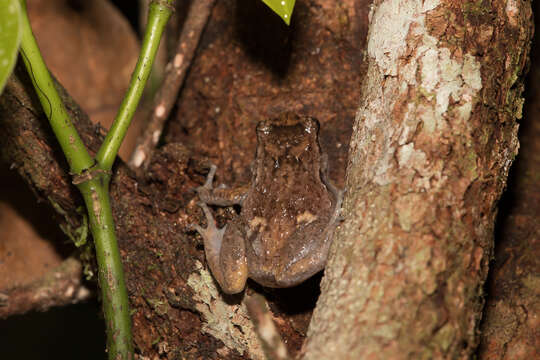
[274,235,332,288]
[192,202,248,294]
[276,191,344,288]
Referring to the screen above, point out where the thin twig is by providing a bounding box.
[129,0,216,170]
[96,0,173,172]
[245,294,291,360]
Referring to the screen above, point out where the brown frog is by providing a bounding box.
[192,113,343,294]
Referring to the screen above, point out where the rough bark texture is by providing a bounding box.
[477,4,540,357]
[303,0,533,359]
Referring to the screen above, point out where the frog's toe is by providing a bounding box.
[202,164,217,188]
[186,223,204,233]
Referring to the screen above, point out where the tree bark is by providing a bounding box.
[478,2,540,356]
[303,0,533,359]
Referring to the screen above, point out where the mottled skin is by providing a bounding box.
[193,113,343,294]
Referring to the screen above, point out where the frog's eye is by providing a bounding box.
[257,121,272,136]
[302,117,319,134]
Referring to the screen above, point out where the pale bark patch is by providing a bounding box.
[361,0,483,191]
[187,261,264,359]
[505,0,519,27]
[367,0,440,76]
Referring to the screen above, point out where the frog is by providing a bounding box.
[192,113,343,294]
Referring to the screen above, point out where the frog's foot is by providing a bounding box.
[190,202,225,262]
[202,164,218,189]
[330,187,344,224]
[196,164,217,203]
[320,153,344,220]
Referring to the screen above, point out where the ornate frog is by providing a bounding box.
[193,113,343,294]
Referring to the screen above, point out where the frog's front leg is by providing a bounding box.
[192,202,248,294]
[197,164,248,206]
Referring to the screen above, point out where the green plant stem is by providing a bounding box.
[17,1,175,359]
[18,0,93,174]
[77,175,133,360]
[95,0,173,172]
[18,1,133,359]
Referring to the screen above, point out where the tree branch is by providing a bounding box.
[303,0,533,358]
[478,4,540,355]
[0,258,89,318]
[129,0,216,170]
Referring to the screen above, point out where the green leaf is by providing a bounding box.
[261,0,296,25]
[0,0,21,94]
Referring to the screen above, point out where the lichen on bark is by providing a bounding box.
[303,0,533,358]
